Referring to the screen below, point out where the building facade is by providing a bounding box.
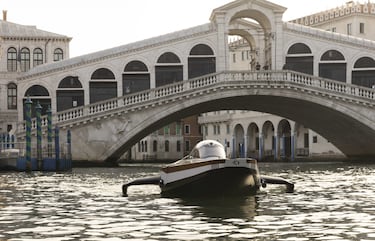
[0,11,71,136]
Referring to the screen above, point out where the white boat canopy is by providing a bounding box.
[187,140,226,160]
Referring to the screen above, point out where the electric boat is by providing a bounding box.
[122,140,294,197]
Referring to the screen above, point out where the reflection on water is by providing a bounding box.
[0,162,375,240]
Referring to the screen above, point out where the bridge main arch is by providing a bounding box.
[80,73,375,162]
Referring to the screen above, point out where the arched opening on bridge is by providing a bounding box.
[285,43,313,75]
[278,119,292,159]
[319,50,346,82]
[56,76,84,111]
[155,52,183,87]
[234,124,245,158]
[247,123,259,159]
[123,60,150,95]
[262,121,275,160]
[228,10,272,71]
[23,85,50,118]
[352,57,375,88]
[89,68,117,103]
[188,44,216,79]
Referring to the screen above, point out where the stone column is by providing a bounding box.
[213,12,229,72]
[258,132,263,161]
[291,129,296,161]
[274,132,279,161]
[244,135,249,158]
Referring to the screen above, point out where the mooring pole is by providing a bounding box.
[36,101,43,170]
[47,105,52,158]
[67,129,72,169]
[55,126,60,171]
[25,97,33,172]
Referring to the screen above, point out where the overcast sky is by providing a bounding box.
[1,0,358,57]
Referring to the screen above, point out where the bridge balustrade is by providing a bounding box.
[17,70,375,134]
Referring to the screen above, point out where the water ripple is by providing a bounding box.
[0,162,375,240]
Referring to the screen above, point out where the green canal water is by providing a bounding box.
[0,161,375,240]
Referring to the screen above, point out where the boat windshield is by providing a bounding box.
[184,140,226,160]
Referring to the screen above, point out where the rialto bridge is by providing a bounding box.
[14,0,375,161]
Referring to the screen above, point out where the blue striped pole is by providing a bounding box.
[47,105,52,157]
[55,126,60,171]
[25,97,33,172]
[11,135,15,149]
[36,101,42,170]
[6,134,10,148]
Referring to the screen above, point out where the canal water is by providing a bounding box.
[0,161,375,240]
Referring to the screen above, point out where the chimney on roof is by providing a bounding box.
[3,10,7,21]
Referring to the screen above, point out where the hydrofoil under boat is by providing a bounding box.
[122,140,294,197]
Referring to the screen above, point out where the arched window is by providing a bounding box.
[20,48,30,72]
[90,68,117,103]
[247,123,259,158]
[352,57,375,87]
[354,57,375,68]
[155,52,183,87]
[123,60,150,95]
[188,44,216,79]
[287,43,312,54]
[190,44,214,55]
[157,52,181,63]
[23,85,50,118]
[7,47,17,72]
[262,121,275,159]
[33,48,43,67]
[278,120,292,158]
[7,83,17,110]
[165,140,170,152]
[53,48,63,61]
[153,140,158,152]
[57,76,84,111]
[285,43,313,75]
[91,68,115,79]
[320,50,345,61]
[319,50,346,82]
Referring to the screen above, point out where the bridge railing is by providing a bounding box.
[17,70,375,133]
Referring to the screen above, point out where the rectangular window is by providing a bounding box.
[176,123,181,136]
[205,126,208,135]
[184,125,190,135]
[217,125,221,135]
[347,23,352,35]
[232,53,236,63]
[164,125,170,135]
[165,140,169,152]
[7,85,17,110]
[360,22,365,34]
[313,136,318,143]
[185,140,190,153]
[213,125,217,135]
[332,27,336,32]
[304,133,309,148]
[226,124,230,134]
[241,51,245,61]
[177,140,181,152]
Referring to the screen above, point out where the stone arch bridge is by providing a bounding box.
[18,70,375,162]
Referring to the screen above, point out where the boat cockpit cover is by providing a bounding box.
[189,140,226,160]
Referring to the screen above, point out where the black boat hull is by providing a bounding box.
[160,167,260,197]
